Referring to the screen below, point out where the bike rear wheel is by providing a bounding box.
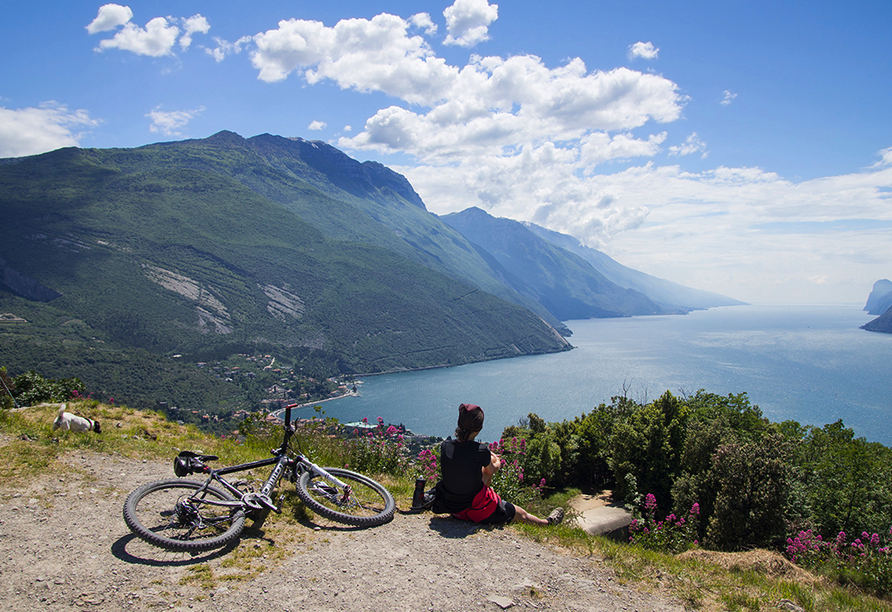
[123,479,246,552]
[296,468,395,527]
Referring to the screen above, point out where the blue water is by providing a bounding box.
[310,304,892,446]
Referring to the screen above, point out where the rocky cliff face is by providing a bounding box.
[862,307,892,333]
[0,254,61,302]
[862,279,892,333]
[864,279,892,315]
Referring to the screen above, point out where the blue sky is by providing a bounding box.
[2,1,891,305]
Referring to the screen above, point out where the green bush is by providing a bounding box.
[795,420,892,539]
[2,370,85,407]
[706,434,793,550]
[606,391,688,509]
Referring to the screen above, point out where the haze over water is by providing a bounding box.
[315,304,892,446]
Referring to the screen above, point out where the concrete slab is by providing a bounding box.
[569,492,633,541]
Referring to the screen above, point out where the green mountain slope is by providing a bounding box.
[144,131,568,333]
[0,143,570,392]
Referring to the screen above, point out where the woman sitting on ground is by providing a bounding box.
[432,403,563,526]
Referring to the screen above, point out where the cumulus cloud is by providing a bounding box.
[87,6,210,57]
[340,59,683,160]
[410,12,438,35]
[628,41,659,60]
[86,4,132,34]
[180,14,210,50]
[93,16,179,56]
[250,13,452,101]
[308,120,326,131]
[146,105,205,136]
[0,103,99,157]
[443,0,499,47]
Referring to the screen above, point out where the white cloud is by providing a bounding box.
[443,0,499,48]
[872,146,892,168]
[721,90,737,106]
[628,41,659,60]
[146,105,205,136]
[180,14,210,50]
[308,120,326,131]
[668,132,707,157]
[93,16,180,57]
[205,35,252,62]
[340,59,683,160]
[0,103,99,157]
[86,4,133,34]
[87,8,209,57]
[250,13,453,102]
[409,13,438,36]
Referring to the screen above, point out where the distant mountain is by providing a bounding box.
[861,279,892,334]
[862,306,892,333]
[0,133,571,390]
[522,221,745,311]
[864,279,892,315]
[440,207,742,319]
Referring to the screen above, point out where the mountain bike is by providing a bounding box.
[123,404,395,552]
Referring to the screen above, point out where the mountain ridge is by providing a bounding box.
[1,130,742,413]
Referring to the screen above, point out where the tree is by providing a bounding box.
[797,420,892,537]
[607,391,688,508]
[706,434,793,550]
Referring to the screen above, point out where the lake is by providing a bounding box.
[308,304,892,446]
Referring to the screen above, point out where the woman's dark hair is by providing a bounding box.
[455,403,484,441]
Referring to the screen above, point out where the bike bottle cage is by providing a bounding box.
[173,450,219,477]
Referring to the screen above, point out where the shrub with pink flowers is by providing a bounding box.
[346,417,406,475]
[417,447,439,482]
[785,527,892,597]
[629,493,700,554]
[487,437,542,507]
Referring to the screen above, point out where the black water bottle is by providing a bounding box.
[411,477,426,510]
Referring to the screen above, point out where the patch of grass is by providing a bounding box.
[180,564,216,589]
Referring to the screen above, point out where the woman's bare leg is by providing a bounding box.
[513,506,549,526]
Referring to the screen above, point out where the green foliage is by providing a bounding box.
[706,434,794,550]
[796,420,892,539]
[1,369,85,406]
[606,391,689,509]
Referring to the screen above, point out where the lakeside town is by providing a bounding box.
[166,353,441,453]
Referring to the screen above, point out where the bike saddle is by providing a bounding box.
[176,450,219,462]
[173,451,219,477]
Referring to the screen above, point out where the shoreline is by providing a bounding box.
[270,389,360,420]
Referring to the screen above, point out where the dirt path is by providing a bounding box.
[0,451,685,612]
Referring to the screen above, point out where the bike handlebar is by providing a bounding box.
[284,403,297,428]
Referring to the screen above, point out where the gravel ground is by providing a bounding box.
[0,451,686,612]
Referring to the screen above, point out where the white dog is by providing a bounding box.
[52,404,101,433]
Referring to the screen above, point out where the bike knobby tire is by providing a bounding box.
[123,479,246,552]
[296,468,395,527]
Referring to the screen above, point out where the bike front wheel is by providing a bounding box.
[296,468,395,527]
[123,479,246,552]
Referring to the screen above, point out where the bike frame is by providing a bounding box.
[183,404,350,513]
